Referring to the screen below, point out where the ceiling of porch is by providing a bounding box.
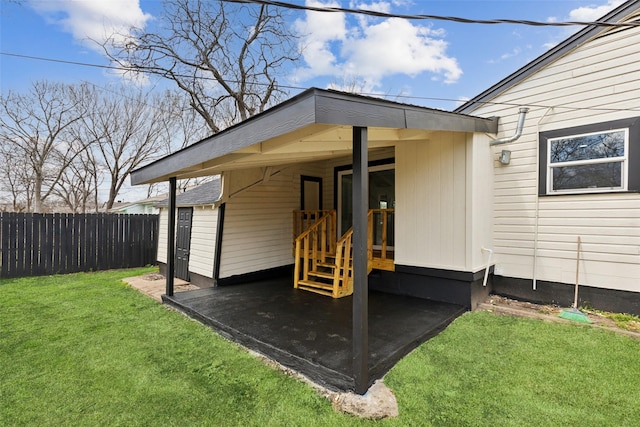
[131,88,498,185]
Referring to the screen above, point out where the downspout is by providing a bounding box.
[481,247,493,287]
[490,107,530,145]
[532,107,554,291]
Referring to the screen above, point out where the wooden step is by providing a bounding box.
[316,262,336,269]
[298,279,333,290]
[308,270,335,280]
[297,280,334,297]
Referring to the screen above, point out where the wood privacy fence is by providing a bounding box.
[0,213,158,278]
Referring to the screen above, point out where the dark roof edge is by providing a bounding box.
[131,88,321,182]
[131,87,496,185]
[455,0,640,114]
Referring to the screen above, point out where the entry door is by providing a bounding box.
[338,165,395,246]
[175,207,193,281]
[301,176,322,211]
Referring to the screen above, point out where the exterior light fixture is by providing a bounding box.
[499,149,511,165]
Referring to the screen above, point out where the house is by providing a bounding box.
[455,0,640,316]
[131,87,498,392]
[155,178,221,287]
[129,0,640,392]
[110,194,164,214]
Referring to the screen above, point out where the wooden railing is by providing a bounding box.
[332,227,354,298]
[368,209,394,271]
[293,210,334,244]
[293,208,394,298]
[293,211,336,289]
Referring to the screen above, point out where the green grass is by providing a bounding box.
[1,269,639,426]
[582,307,640,332]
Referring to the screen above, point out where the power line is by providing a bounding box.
[2,52,640,113]
[225,0,640,28]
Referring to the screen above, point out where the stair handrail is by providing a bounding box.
[332,227,354,297]
[294,211,336,288]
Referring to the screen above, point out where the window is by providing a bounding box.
[539,117,640,195]
[548,129,627,193]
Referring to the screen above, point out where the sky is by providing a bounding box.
[0,0,628,200]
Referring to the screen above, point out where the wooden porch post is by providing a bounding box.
[166,177,177,297]
[352,126,369,394]
[212,202,226,286]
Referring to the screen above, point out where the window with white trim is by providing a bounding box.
[547,128,628,193]
[538,117,640,196]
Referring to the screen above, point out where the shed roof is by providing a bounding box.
[131,88,497,185]
[455,0,640,114]
[156,179,221,208]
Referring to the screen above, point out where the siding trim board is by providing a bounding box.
[493,275,640,316]
[216,264,294,287]
[369,265,493,310]
[213,202,226,285]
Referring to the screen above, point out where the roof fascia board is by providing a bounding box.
[316,91,497,132]
[455,0,640,114]
[132,88,498,185]
[131,91,318,185]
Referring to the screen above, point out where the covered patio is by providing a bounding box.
[131,88,498,393]
[162,276,466,392]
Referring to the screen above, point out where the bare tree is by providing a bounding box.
[51,148,102,213]
[0,141,34,211]
[74,84,177,210]
[104,0,299,133]
[0,81,88,212]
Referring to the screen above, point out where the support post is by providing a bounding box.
[352,126,369,394]
[212,202,226,286]
[166,177,177,296]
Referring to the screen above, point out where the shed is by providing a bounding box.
[156,178,221,287]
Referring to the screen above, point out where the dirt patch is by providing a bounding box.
[139,272,166,281]
[480,295,640,339]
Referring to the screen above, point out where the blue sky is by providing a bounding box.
[0,0,627,201]
[1,0,627,111]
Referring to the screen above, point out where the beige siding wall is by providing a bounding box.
[470,26,640,292]
[188,207,217,278]
[395,133,468,270]
[219,167,299,278]
[157,209,168,264]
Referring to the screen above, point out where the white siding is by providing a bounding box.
[188,207,217,278]
[219,167,299,278]
[470,25,640,292]
[395,133,468,270]
[157,209,168,264]
[157,207,218,279]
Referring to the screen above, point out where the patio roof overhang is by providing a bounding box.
[130,88,499,185]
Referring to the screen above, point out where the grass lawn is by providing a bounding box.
[1,269,639,426]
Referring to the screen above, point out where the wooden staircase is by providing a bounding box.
[293,209,394,298]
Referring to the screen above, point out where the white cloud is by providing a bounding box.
[540,0,626,53]
[568,0,626,21]
[293,0,461,91]
[28,0,151,50]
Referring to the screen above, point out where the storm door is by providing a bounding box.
[175,207,193,281]
[337,164,395,247]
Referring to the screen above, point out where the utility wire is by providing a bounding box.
[3,52,640,113]
[225,0,640,28]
